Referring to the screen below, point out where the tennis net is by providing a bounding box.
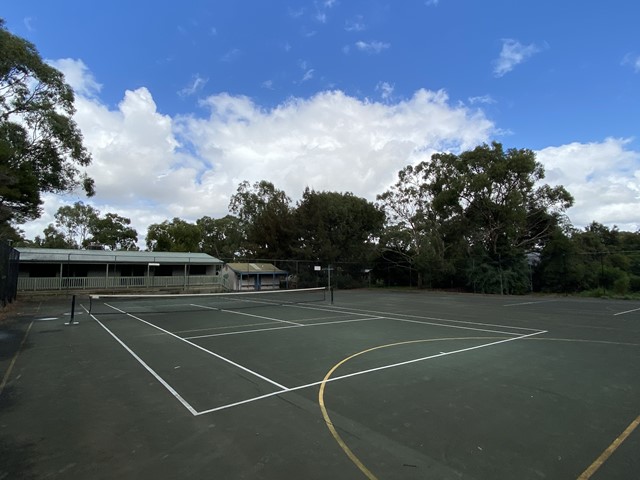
[88,287,328,315]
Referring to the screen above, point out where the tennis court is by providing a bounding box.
[1,289,639,479]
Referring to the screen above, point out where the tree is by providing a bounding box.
[197,215,244,259]
[425,143,573,256]
[89,213,138,250]
[229,180,295,258]
[54,201,99,248]
[33,224,73,248]
[146,218,201,252]
[377,163,448,288]
[0,19,94,238]
[295,189,384,263]
[379,143,574,292]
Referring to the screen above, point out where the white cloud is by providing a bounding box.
[493,39,541,77]
[301,69,315,82]
[21,59,640,246]
[621,52,640,73]
[34,61,640,242]
[376,81,394,100]
[23,16,35,31]
[19,65,497,243]
[220,48,241,62]
[468,95,496,105]
[345,16,366,32]
[178,74,208,97]
[355,41,390,54]
[536,138,640,231]
[288,7,304,18]
[297,60,315,82]
[47,58,102,98]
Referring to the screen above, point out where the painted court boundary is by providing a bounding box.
[83,302,547,416]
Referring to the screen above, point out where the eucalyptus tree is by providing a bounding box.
[229,180,295,259]
[146,218,201,252]
[379,142,573,292]
[197,215,245,259]
[54,202,100,248]
[0,19,94,238]
[89,213,138,250]
[295,188,385,263]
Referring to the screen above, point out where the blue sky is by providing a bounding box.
[4,0,640,242]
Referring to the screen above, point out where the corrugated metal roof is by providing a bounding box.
[225,262,287,274]
[16,248,223,265]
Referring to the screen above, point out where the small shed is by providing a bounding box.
[221,263,288,291]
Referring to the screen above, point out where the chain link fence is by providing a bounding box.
[243,249,640,296]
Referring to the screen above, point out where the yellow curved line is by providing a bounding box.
[318,336,500,479]
[577,414,640,479]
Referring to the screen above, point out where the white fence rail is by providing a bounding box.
[18,275,222,292]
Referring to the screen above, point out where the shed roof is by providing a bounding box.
[224,262,287,274]
[16,248,223,265]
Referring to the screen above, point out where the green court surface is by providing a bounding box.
[1,290,638,479]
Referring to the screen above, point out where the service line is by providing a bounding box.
[185,316,382,340]
[102,303,288,391]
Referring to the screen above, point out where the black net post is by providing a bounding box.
[65,295,79,326]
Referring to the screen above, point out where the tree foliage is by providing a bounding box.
[0,19,94,237]
[33,224,74,249]
[90,213,138,250]
[229,180,295,258]
[197,215,244,259]
[537,222,640,294]
[146,218,201,252]
[295,188,384,263]
[378,142,574,292]
[32,202,138,250]
[54,201,99,248]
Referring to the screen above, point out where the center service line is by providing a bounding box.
[85,309,198,416]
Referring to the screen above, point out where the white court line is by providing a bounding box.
[103,303,288,390]
[388,316,527,336]
[295,303,543,332]
[195,330,547,415]
[503,300,557,307]
[174,313,361,336]
[614,307,640,316]
[185,316,382,340]
[191,304,305,326]
[84,308,198,416]
[187,324,299,339]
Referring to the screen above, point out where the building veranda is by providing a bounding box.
[16,248,224,293]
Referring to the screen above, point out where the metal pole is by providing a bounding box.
[65,294,79,326]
